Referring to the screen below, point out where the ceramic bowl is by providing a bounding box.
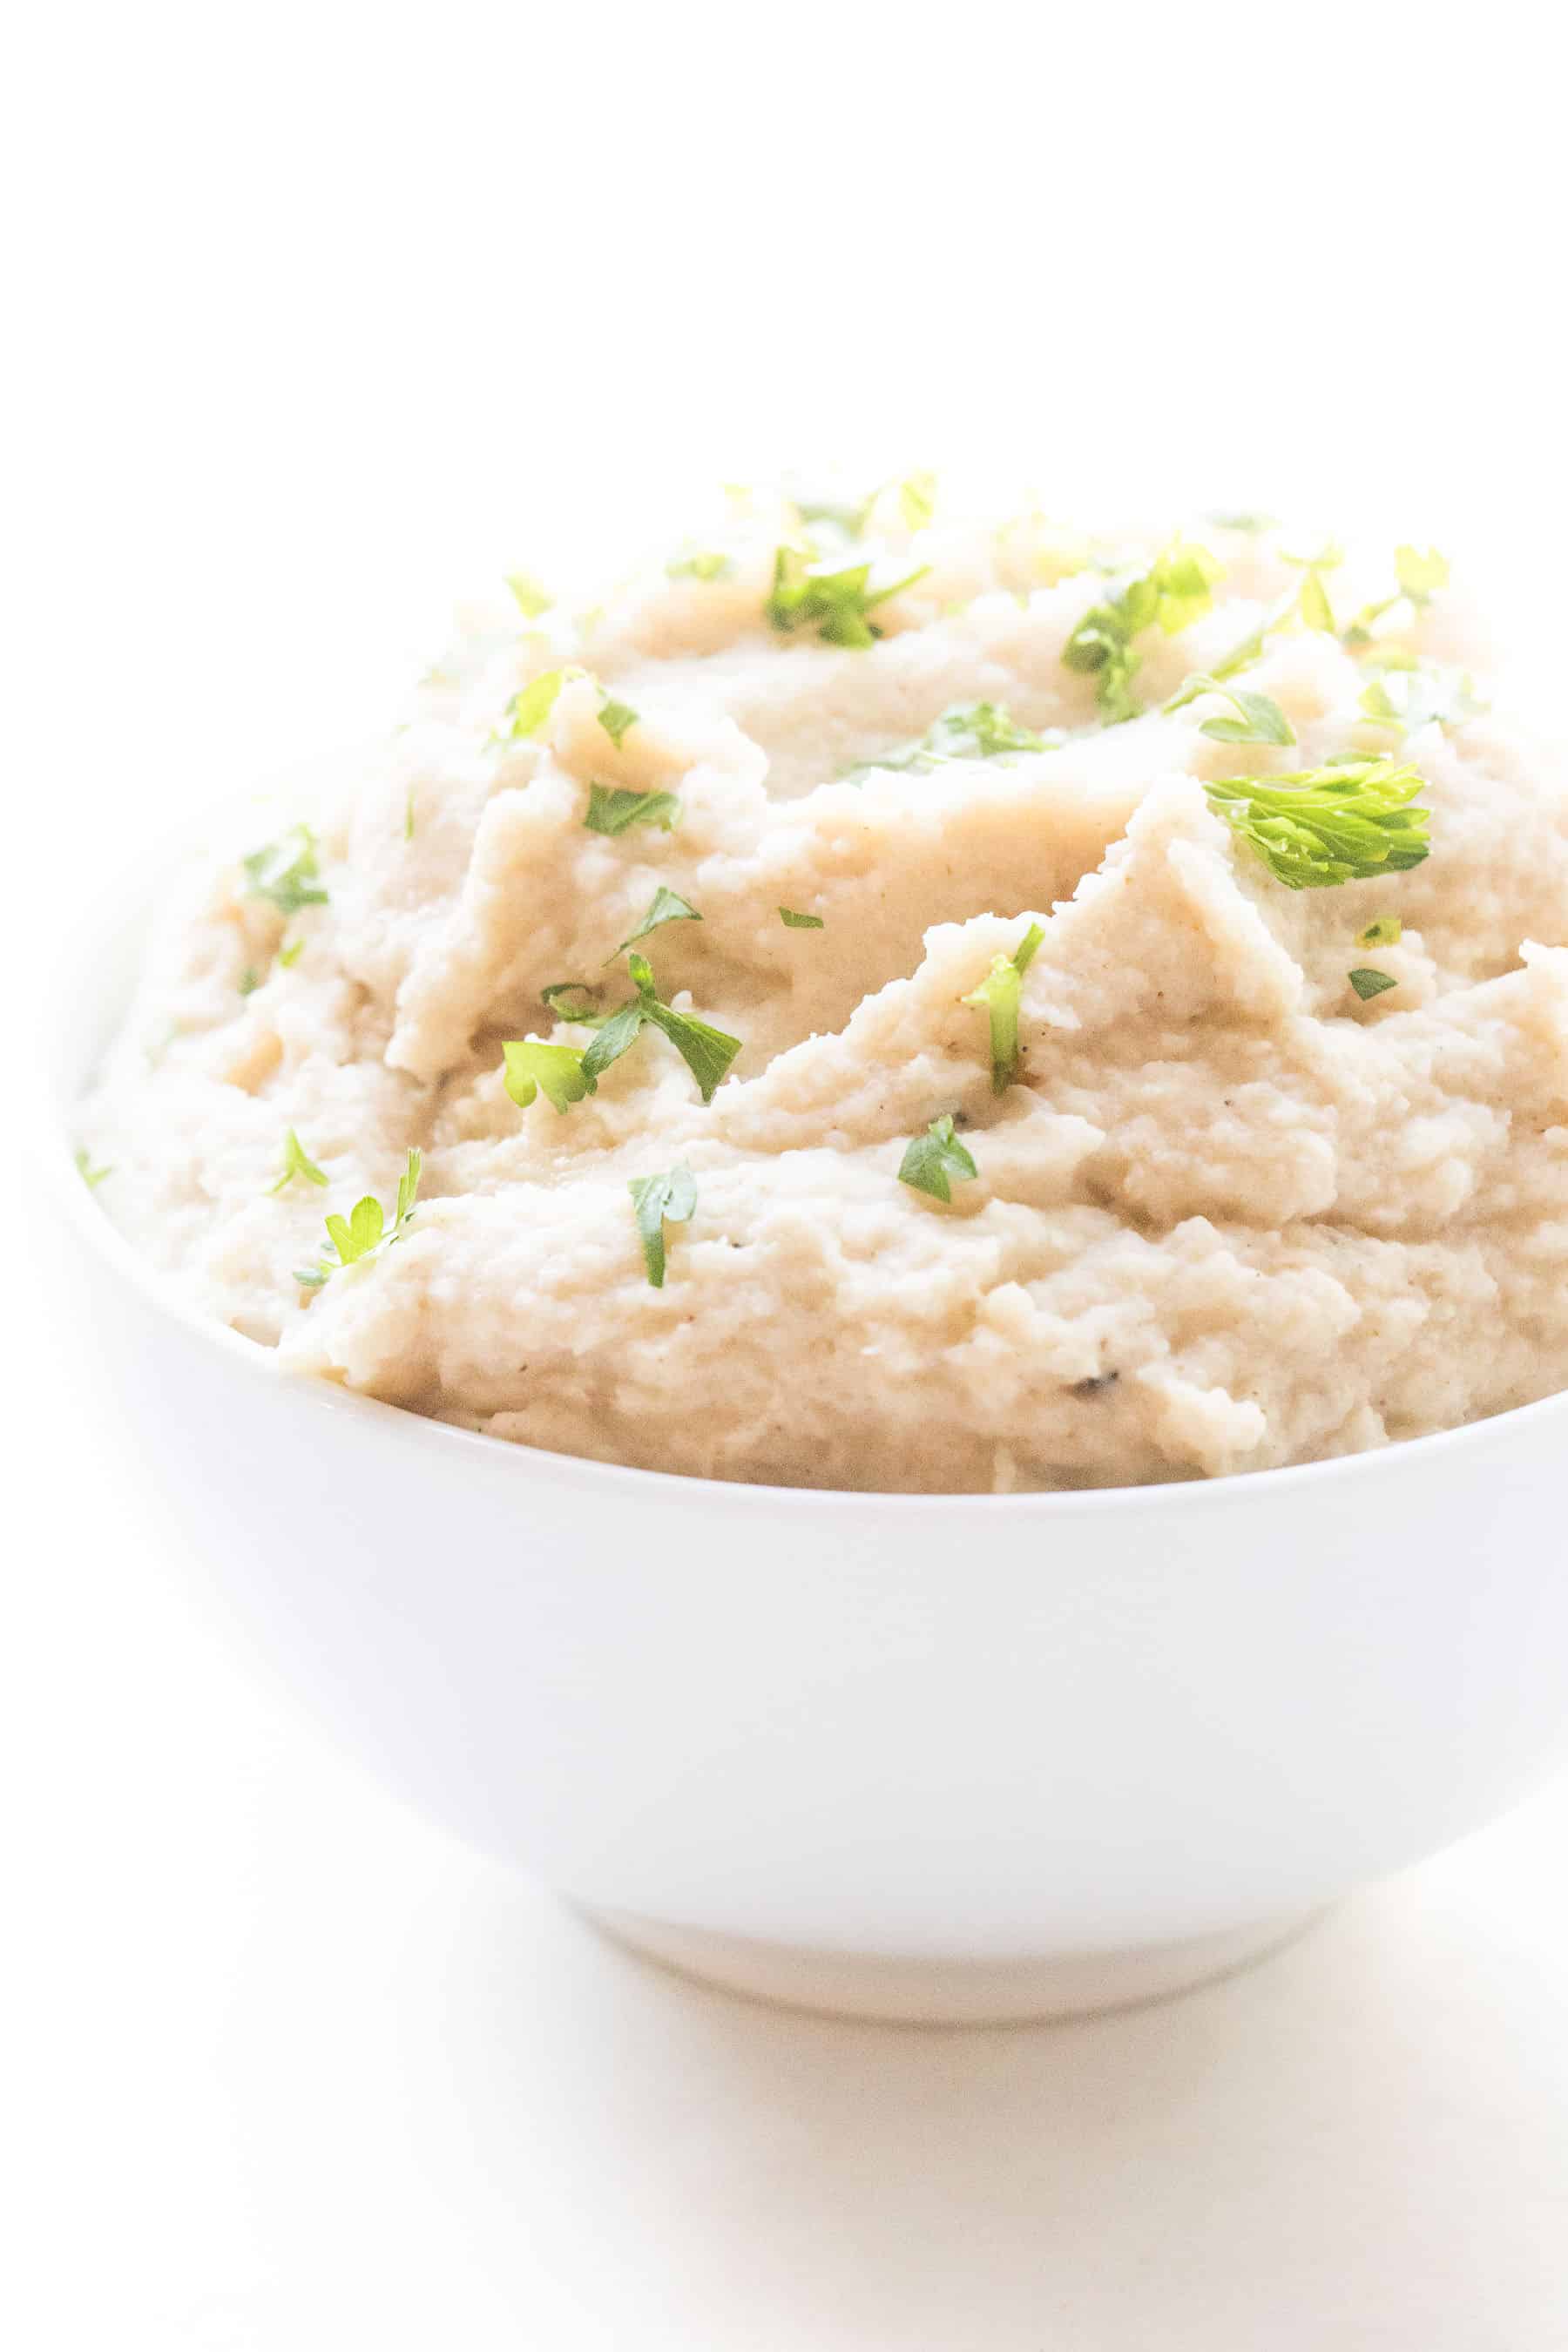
[38,843,1568,2023]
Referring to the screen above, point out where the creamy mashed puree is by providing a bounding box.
[78,485,1568,1490]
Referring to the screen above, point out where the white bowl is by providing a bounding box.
[38,842,1568,2024]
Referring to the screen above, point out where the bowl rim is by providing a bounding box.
[44,762,1568,1520]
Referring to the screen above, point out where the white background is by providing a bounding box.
[6,3,1568,2343]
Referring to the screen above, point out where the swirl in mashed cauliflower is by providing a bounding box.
[78,485,1568,1491]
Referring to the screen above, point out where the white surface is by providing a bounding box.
[8,0,1568,2341]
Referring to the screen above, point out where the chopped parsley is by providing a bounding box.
[498,666,584,741]
[403,785,416,841]
[278,936,305,969]
[1062,541,1224,722]
[627,1164,698,1288]
[583,953,740,1101]
[503,1039,596,1114]
[667,549,733,582]
[597,693,639,749]
[584,785,680,836]
[1203,760,1430,889]
[779,906,824,929]
[848,700,1051,781]
[898,1113,978,1204]
[765,544,930,648]
[238,967,261,997]
[963,921,1045,1093]
[296,1149,422,1288]
[896,470,937,531]
[505,571,554,619]
[1167,672,1295,746]
[1348,966,1398,1001]
[269,1128,329,1194]
[1342,544,1450,646]
[74,1146,112,1190]
[611,886,700,958]
[1358,661,1485,736]
[1358,915,1402,948]
[509,956,741,1109]
[540,981,607,1024]
[242,824,329,916]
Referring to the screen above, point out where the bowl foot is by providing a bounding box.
[579,1904,1321,2026]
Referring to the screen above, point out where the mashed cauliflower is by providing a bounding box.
[78,485,1568,1490]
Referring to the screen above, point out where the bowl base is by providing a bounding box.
[579,1903,1321,2026]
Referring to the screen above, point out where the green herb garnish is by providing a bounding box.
[540,982,606,1024]
[1348,967,1398,1001]
[269,1128,329,1194]
[1342,544,1450,646]
[1358,662,1485,737]
[296,1149,422,1288]
[611,887,700,959]
[581,952,741,1102]
[1168,673,1295,746]
[779,906,824,929]
[896,471,937,531]
[499,666,582,741]
[584,785,681,836]
[597,693,639,749]
[848,700,1051,781]
[74,1146,112,1190]
[1204,760,1430,889]
[242,824,329,916]
[278,936,304,969]
[627,1164,698,1288]
[1358,915,1402,948]
[898,1113,978,1203]
[238,967,261,997]
[666,550,733,582]
[503,1039,597,1114]
[403,785,416,841]
[1062,541,1224,721]
[765,544,929,648]
[505,571,553,619]
[963,921,1045,1094]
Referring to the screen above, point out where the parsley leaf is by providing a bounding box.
[611,887,701,959]
[278,936,305,969]
[242,824,329,916]
[540,981,606,1024]
[1062,541,1224,721]
[580,953,741,1102]
[598,693,639,749]
[667,550,733,582]
[1204,760,1430,888]
[585,785,680,836]
[503,1039,596,1113]
[1358,662,1485,736]
[269,1128,329,1194]
[850,700,1051,781]
[896,470,937,531]
[238,967,261,997]
[1348,966,1398,1001]
[298,1149,422,1287]
[1396,544,1449,605]
[1358,915,1402,948]
[963,921,1045,1094]
[1170,673,1296,746]
[898,1113,978,1203]
[627,1164,697,1288]
[1342,544,1451,646]
[74,1146,112,1189]
[765,544,930,648]
[779,906,824,928]
[403,785,416,841]
[505,571,553,619]
[500,666,583,741]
